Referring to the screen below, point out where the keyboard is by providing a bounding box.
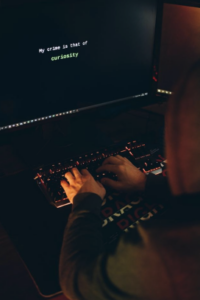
[34,140,165,208]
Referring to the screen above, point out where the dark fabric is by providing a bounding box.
[59,175,200,300]
[143,173,171,204]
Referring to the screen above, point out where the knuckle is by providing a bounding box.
[119,165,124,171]
[65,171,70,176]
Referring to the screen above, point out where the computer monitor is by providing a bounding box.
[157,1,200,96]
[0,0,159,132]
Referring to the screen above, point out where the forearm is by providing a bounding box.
[59,193,142,300]
[59,193,104,299]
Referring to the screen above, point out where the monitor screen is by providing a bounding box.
[157,3,200,96]
[0,0,157,131]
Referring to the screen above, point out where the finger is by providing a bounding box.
[60,180,70,191]
[115,155,132,166]
[64,171,74,184]
[102,156,121,166]
[71,168,82,178]
[101,177,122,190]
[115,155,127,162]
[81,169,91,176]
[122,156,132,164]
[96,164,119,174]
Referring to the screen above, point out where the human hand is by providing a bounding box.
[96,155,147,194]
[60,168,106,204]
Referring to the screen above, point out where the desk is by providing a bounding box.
[0,224,68,300]
[0,103,167,300]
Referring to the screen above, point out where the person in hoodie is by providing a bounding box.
[59,61,200,300]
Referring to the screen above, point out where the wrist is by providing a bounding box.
[72,192,103,213]
[138,173,147,193]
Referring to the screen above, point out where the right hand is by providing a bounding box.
[96,155,147,194]
[61,168,106,204]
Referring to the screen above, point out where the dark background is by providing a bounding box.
[158,2,200,91]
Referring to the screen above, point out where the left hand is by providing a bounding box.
[60,168,106,204]
[96,155,146,194]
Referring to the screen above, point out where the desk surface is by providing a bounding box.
[0,223,68,300]
[0,103,167,300]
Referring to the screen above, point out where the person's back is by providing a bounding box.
[105,210,200,300]
[59,61,200,300]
